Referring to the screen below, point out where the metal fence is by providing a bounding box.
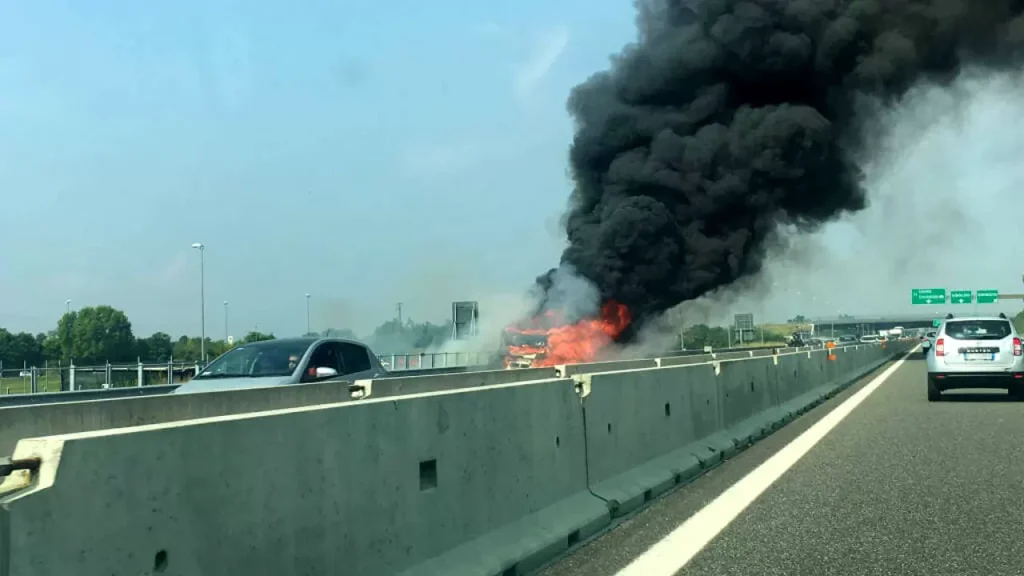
[0,362,202,395]
[376,351,493,371]
[0,351,496,396]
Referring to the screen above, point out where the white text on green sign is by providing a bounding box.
[911,288,947,305]
[950,290,972,304]
[977,289,999,304]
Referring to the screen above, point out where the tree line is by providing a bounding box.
[8,304,1016,369]
[0,305,453,369]
[681,324,793,350]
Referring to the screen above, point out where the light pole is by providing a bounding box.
[223,301,229,343]
[305,293,311,335]
[191,243,206,364]
[65,299,71,316]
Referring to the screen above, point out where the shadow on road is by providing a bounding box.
[937,392,1018,403]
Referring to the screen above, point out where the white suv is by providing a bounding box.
[924,314,1024,401]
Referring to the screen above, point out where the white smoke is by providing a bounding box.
[425,291,535,356]
[428,263,602,355]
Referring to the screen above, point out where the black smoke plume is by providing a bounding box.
[539,0,1024,326]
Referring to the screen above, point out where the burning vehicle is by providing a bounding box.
[501,301,632,368]
[501,330,550,369]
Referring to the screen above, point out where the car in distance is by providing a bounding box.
[837,334,858,345]
[859,334,879,343]
[173,337,388,394]
[787,332,811,347]
[925,314,1024,401]
[919,331,938,356]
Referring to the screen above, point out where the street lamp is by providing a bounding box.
[305,293,311,335]
[223,301,229,343]
[65,299,71,316]
[191,242,206,364]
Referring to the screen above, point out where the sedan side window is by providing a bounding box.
[305,343,346,380]
[338,343,372,375]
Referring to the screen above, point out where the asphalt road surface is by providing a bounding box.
[538,350,1024,576]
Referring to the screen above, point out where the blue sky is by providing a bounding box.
[0,0,638,338]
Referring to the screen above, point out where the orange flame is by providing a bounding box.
[503,301,632,368]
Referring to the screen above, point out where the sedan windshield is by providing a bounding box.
[195,340,314,379]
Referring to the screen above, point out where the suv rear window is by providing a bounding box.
[944,320,1012,340]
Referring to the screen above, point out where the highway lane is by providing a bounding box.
[538,351,1024,576]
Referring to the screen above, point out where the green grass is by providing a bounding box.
[761,323,812,337]
[0,374,63,395]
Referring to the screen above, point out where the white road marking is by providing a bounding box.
[615,347,918,576]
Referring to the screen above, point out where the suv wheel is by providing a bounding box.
[927,378,941,402]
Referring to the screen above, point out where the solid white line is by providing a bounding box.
[614,347,917,576]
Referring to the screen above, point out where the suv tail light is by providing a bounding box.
[1014,337,1022,357]
[936,338,945,356]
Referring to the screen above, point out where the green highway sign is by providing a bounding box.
[977,289,999,304]
[950,290,972,304]
[911,288,947,305]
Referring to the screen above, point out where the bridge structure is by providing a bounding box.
[810,304,1024,336]
[809,313,953,335]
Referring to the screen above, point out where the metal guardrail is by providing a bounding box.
[0,384,182,408]
[0,362,201,396]
[375,351,493,371]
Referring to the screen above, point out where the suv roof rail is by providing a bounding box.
[999,312,1008,319]
[945,313,954,319]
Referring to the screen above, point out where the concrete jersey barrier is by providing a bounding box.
[0,379,362,457]
[350,366,560,400]
[0,343,900,460]
[0,355,725,457]
[0,366,475,409]
[0,368,559,457]
[1,378,611,576]
[0,345,788,409]
[0,341,913,576]
[0,384,181,408]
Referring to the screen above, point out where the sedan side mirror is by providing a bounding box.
[315,366,339,378]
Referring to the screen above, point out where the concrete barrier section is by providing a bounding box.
[0,384,181,408]
[716,357,780,448]
[577,343,909,519]
[561,358,659,376]
[0,379,364,457]
[0,367,562,458]
[580,364,720,516]
[712,350,756,361]
[359,367,560,400]
[774,351,819,409]
[0,379,610,576]
[658,354,714,368]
